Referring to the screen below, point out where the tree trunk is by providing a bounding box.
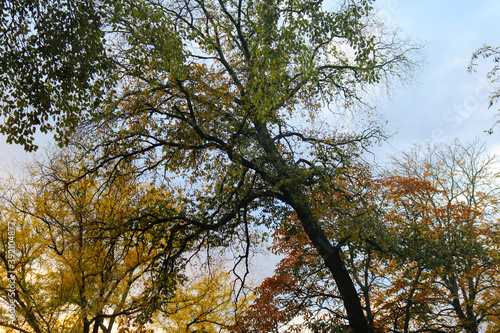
[283,186,371,333]
[403,266,422,333]
[83,317,90,333]
[253,119,371,332]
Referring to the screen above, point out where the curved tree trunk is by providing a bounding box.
[282,186,371,333]
[254,119,371,333]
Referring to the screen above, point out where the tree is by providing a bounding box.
[380,140,500,332]
[1,0,418,331]
[0,151,185,333]
[368,141,500,333]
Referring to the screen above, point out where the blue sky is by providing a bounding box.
[371,0,500,159]
[1,0,500,170]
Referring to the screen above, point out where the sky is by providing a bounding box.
[369,0,500,161]
[1,0,500,170]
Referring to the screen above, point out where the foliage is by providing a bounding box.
[156,265,253,332]
[381,140,500,332]
[0,0,115,151]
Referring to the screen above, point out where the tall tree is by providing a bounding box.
[1,0,417,331]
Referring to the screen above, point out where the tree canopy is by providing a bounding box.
[0,0,414,150]
[0,0,114,150]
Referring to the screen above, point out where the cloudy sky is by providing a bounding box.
[1,0,500,171]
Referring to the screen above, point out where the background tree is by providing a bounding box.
[155,263,253,332]
[0,151,187,333]
[378,140,500,332]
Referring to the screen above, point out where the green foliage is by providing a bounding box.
[0,0,414,151]
[0,0,115,151]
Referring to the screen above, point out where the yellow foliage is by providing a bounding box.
[156,267,253,333]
